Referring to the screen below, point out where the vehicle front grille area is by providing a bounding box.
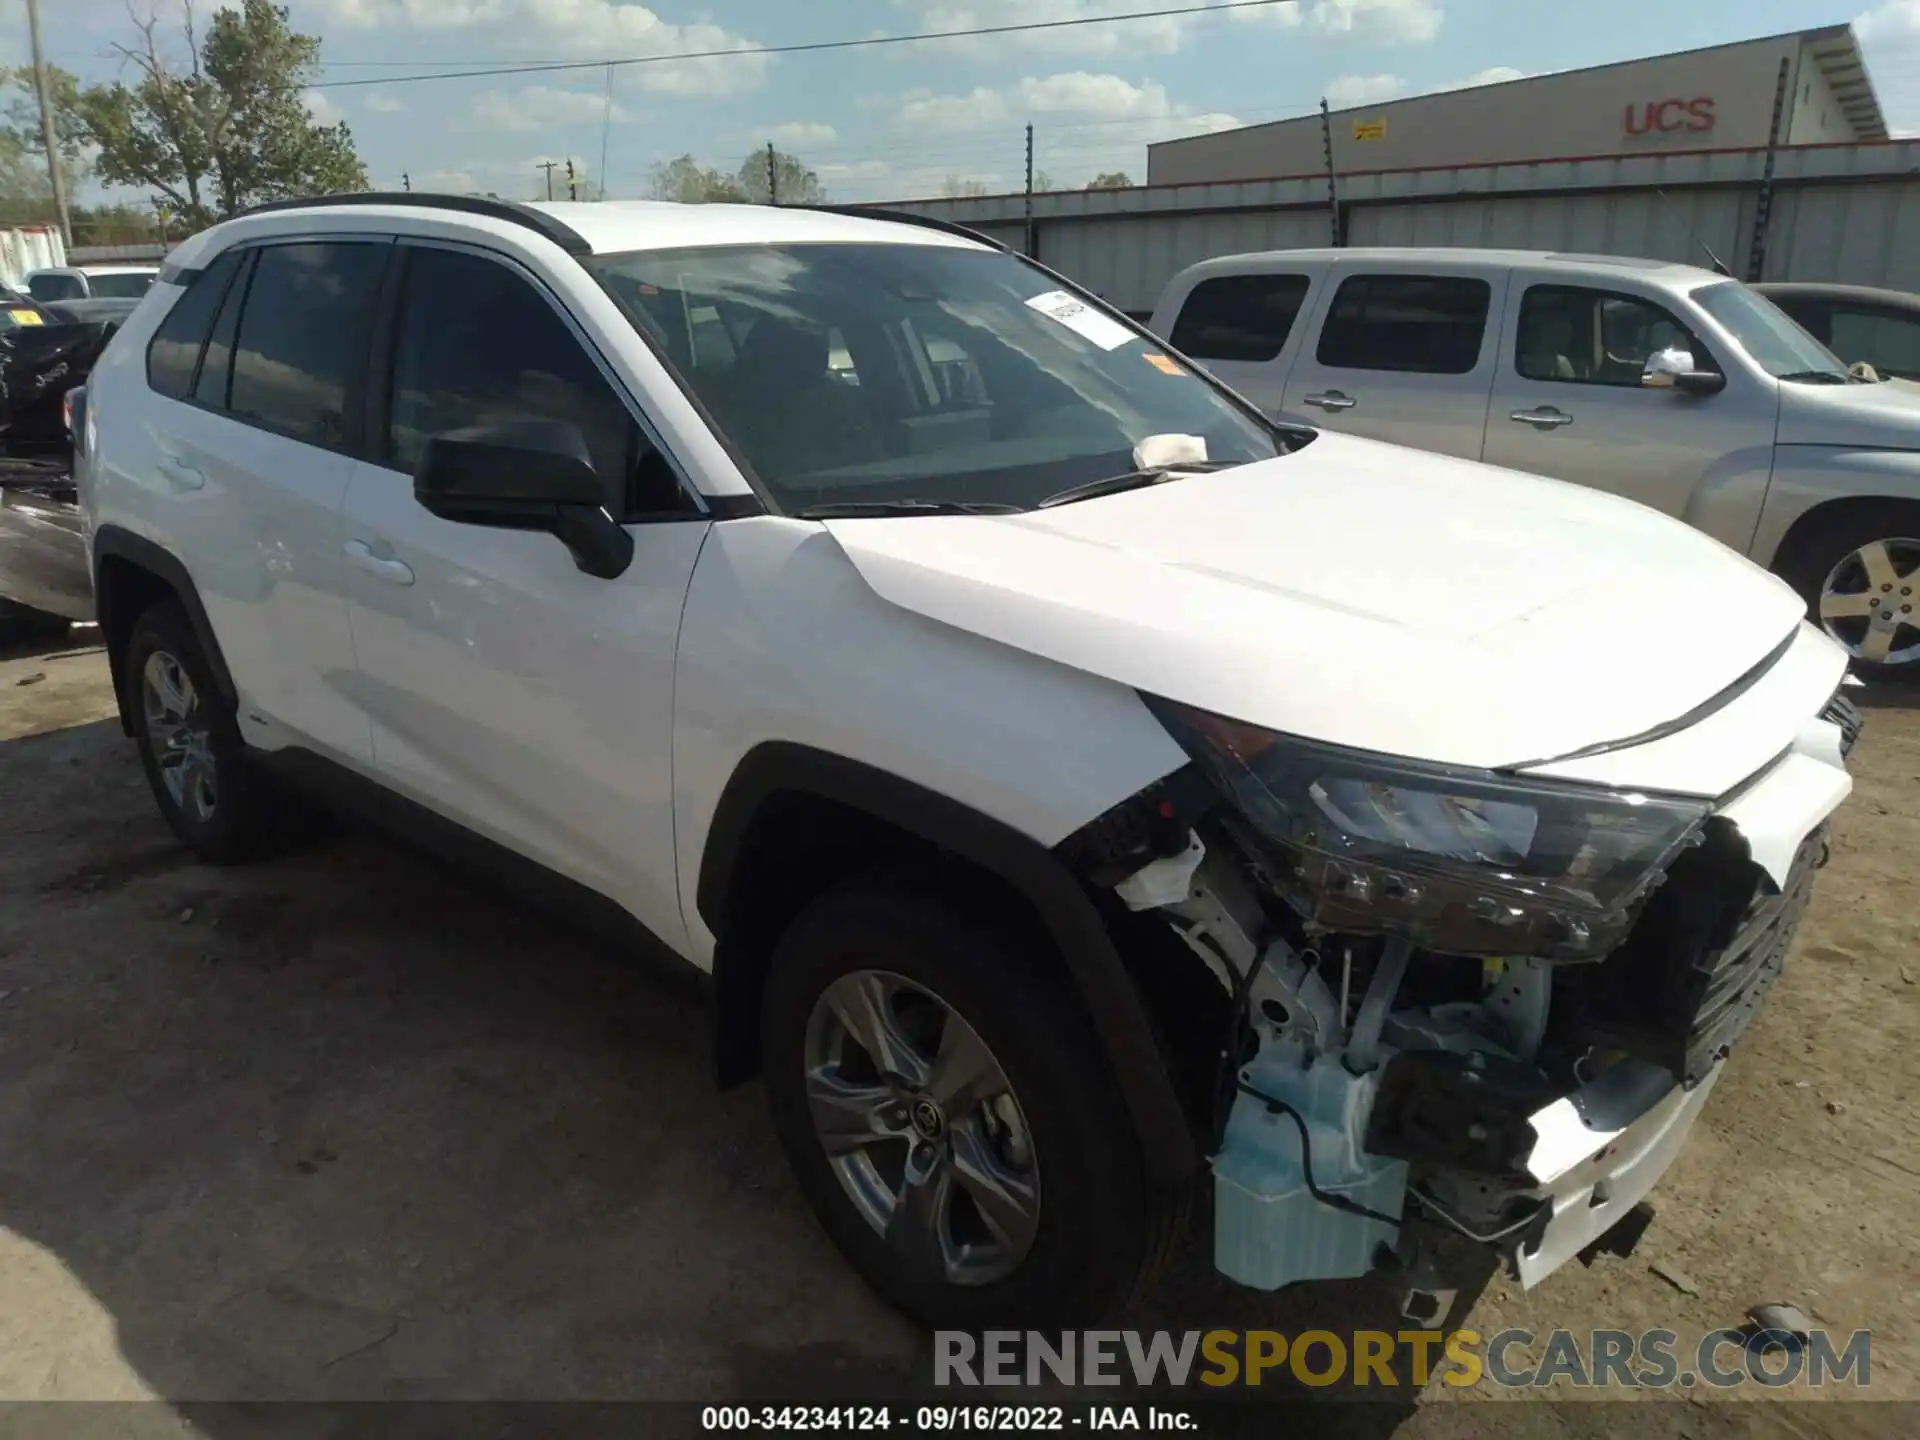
[1821,687,1865,759]
[1548,821,1825,1089]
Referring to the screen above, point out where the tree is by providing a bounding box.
[1086,171,1133,190]
[941,176,992,198]
[0,65,90,202]
[74,0,368,229]
[1032,169,1054,191]
[647,153,746,204]
[734,147,824,206]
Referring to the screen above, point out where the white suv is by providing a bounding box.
[78,195,1861,1328]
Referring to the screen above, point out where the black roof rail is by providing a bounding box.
[226,191,593,256]
[801,204,1008,251]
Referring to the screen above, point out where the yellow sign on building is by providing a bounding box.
[1353,118,1387,141]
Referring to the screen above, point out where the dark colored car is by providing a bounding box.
[1754,282,1920,382]
[0,290,114,632]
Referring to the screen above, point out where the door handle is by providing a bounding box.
[1510,406,1574,430]
[157,456,205,491]
[1304,391,1357,412]
[343,539,415,586]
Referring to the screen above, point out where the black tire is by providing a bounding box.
[761,869,1181,1329]
[125,599,313,863]
[1776,500,1920,676]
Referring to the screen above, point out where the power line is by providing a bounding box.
[309,0,1299,89]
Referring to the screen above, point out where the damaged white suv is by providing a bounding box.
[78,195,1861,1328]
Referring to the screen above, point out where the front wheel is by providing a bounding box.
[1779,503,1920,673]
[760,873,1177,1329]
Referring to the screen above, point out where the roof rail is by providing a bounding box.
[800,204,1008,251]
[226,192,592,256]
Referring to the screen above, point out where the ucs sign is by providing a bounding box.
[1625,98,1716,136]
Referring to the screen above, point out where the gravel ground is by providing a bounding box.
[0,629,1913,1438]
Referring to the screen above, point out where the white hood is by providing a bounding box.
[825,433,1809,772]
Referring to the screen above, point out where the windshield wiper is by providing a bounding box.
[1037,461,1236,510]
[1777,370,1851,385]
[794,498,1021,519]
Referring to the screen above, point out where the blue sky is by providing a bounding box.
[17,0,1920,207]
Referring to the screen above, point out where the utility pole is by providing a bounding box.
[537,159,559,200]
[599,65,615,201]
[767,141,778,206]
[24,0,71,248]
[1747,57,1792,283]
[1319,98,1341,247]
[1023,123,1035,258]
[567,158,578,201]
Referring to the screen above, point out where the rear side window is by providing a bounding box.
[87,272,156,300]
[194,252,254,409]
[1827,306,1920,379]
[1317,274,1491,375]
[1169,274,1311,362]
[228,242,388,449]
[27,272,83,302]
[145,250,244,401]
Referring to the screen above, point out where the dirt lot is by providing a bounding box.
[0,629,1914,1437]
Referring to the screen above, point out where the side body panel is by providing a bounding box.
[670,516,1191,969]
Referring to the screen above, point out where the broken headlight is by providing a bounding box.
[1147,700,1710,961]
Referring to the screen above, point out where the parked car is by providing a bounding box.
[1754,282,1920,383]
[1150,248,1920,671]
[79,196,1858,1328]
[41,296,143,331]
[24,264,159,303]
[0,306,115,631]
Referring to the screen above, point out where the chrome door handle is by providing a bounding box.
[1304,391,1357,412]
[1510,406,1573,430]
[344,539,415,586]
[157,456,205,491]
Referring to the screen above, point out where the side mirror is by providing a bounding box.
[1641,346,1727,397]
[414,420,634,579]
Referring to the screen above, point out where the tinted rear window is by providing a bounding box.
[1316,274,1491,375]
[145,250,243,401]
[227,242,387,448]
[1169,274,1312,362]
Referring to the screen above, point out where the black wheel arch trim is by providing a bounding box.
[92,524,237,736]
[697,741,1199,1185]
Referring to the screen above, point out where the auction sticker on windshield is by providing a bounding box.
[1025,290,1136,351]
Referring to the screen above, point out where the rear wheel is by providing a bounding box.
[126,599,314,863]
[760,872,1175,1328]
[1779,503,1920,673]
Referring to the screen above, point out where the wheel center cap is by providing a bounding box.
[910,1098,946,1140]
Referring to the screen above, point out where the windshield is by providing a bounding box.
[1691,280,1847,380]
[588,242,1284,511]
[87,271,155,300]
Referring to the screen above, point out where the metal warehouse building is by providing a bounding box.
[893,23,1919,315]
[1147,24,1888,185]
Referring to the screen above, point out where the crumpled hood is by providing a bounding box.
[1777,373,1920,449]
[825,432,1809,771]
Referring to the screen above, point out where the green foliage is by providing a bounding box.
[73,0,368,229]
[1086,171,1133,190]
[735,148,825,206]
[0,65,90,201]
[647,148,825,205]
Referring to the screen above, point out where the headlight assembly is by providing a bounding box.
[1147,699,1711,961]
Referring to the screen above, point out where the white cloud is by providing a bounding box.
[1323,64,1527,109]
[303,89,341,124]
[471,84,624,132]
[1858,0,1920,133]
[1324,73,1406,106]
[891,0,1191,58]
[873,72,1241,192]
[364,92,407,114]
[1233,0,1442,43]
[768,121,839,147]
[319,0,770,97]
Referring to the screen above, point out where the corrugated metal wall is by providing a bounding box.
[0,227,67,290]
[894,140,1920,314]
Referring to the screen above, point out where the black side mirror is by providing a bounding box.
[414,420,634,579]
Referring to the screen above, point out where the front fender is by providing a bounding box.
[1750,447,1920,568]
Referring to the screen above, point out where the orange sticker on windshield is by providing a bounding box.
[1143,353,1183,375]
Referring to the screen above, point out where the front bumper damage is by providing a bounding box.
[1112,683,1861,1294]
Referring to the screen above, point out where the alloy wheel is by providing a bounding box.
[1818,537,1920,667]
[142,650,218,822]
[803,970,1040,1287]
